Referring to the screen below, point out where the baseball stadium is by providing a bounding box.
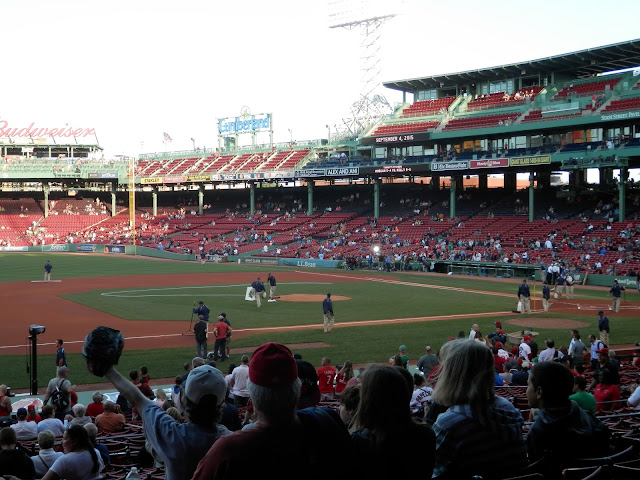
[2,34,640,479]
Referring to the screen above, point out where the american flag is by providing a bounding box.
[163,132,173,142]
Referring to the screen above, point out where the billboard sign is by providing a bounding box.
[469,158,509,169]
[218,110,271,136]
[509,155,551,167]
[88,172,119,179]
[361,132,431,145]
[430,160,469,172]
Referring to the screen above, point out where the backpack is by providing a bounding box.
[50,379,70,412]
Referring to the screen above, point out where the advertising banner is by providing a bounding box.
[186,174,211,182]
[469,158,509,169]
[430,160,469,172]
[0,246,28,251]
[218,113,271,135]
[104,245,126,254]
[88,172,119,179]
[601,111,640,122]
[42,244,69,252]
[141,177,163,184]
[163,175,186,184]
[295,169,325,178]
[509,155,551,167]
[242,257,278,265]
[77,244,97,253]
[278,258,344,268]
[326,167,359,176]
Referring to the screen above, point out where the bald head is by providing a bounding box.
[426,346,432,353]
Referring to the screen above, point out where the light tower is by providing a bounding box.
[328,0,399,139]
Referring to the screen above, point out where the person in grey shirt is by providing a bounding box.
[417,346,439,377]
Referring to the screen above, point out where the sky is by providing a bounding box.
[1,0,639,157]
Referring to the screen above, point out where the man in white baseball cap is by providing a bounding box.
[103,363,230,480]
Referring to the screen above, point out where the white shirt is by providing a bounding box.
[628,386,640,410]
[50,449,105,480]
[37,417,67,436]
[11,419,38,441]
[538,347,560,362]
[32,448,64,477]
[230,364,250,399]
[410,386,433,413]
[518,342,531,360]
[469,329,478,340]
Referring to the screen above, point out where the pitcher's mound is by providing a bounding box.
[278,294,351,302]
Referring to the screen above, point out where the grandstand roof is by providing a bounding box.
[383,38,640,92]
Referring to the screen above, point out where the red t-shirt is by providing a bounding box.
[214,321,230,340]
[334,372,349,394]
[27,414,42,423]
[86,402,105,417]
[593,384,621,412]
[316,366,337,394]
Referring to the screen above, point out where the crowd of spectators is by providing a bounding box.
[3,328,640,480]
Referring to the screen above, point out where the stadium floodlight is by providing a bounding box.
[327,0,404,140]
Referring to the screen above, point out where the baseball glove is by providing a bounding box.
[83,326,125,377]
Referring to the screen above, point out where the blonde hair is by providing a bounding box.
[165,407,182,422]
[155,388,168,401]
[431,339,495,409]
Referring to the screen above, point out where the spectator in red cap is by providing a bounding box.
[26,405,42,423]
[192,342,352,480]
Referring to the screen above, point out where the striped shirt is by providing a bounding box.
[432,396,526,478]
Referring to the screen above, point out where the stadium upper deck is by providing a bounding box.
[1,39,640,202]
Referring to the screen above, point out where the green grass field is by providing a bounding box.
[1,253,638,390]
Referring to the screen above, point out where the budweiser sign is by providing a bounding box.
[0,120,95,138]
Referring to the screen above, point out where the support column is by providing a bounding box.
[478,174,488,191]
[43,184,50,218]
[307,180,314,216]
[430,174,440,190]
[569,169,585,186]
[529,172,535,223]
[504,172,517,192]
[111,192,116,217]
[374,178,381,219]
[250,183,256,216]
[198,185,204,215]
[152,188,158,217]
[449,178,456,219]
[599,167,613,185]
[619,167,627,223]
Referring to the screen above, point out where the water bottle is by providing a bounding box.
[126,467,141,480]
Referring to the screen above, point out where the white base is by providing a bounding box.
[268,299,276,302]
[245,286,255,301]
